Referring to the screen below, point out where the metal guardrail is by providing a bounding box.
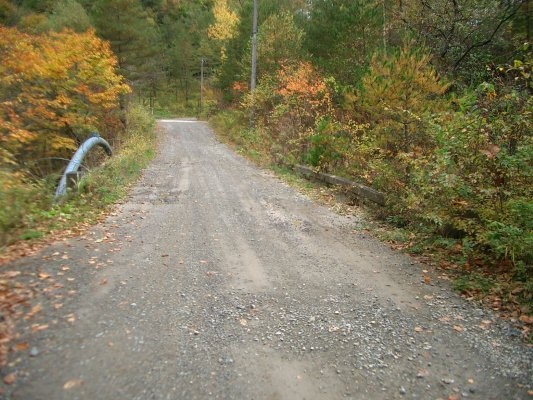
[54,133,112,201]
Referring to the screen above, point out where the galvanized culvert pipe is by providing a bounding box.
[54,133,112,201]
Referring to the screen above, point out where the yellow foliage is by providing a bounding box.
[48,136,77,151]
[276,62,332,114]
[208,0,239,59]
[208,0,239,41]
[0,26,130,170]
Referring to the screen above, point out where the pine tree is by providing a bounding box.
[89,0,161,88]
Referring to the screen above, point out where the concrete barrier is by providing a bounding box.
[294,164,385,206]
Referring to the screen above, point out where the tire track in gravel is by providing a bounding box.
[1,119,531,400]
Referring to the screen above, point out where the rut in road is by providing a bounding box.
[4,120,531,400]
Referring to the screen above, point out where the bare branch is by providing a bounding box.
[452,2,523,70]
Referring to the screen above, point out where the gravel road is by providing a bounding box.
[2,120,531,399]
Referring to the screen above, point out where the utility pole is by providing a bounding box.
[250,0,258,127]
[382,0,387,53]
[200,58,204,115]
[251,0,258,92]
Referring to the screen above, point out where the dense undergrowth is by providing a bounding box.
[0,104,156,253]
[210,80,533,326]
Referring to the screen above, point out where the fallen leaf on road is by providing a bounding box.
[38,272,50,280]
[423,295,433,300]
[1,271,20,279]
[161,254,169,257]
[414,326,424,333]
[31,324,49,332]
[453,325,464,332]
[99,278,108,285]
[63,379,84,389]
[199,260,208,264]
[14,342,29,351]
[66,278,75,282]
[25,304,42,319]
[468,378,475,384]
[3,373,16,385]
[239,318,248,327]
[519,315,533,325]
[65,314,76,323]
[54,303,63,309]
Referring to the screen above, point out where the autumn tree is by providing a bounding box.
[208,0,239,60]
[359,44,450,155]
[257,12,305,74]
[216,0,308,101]
[0,27,130,173]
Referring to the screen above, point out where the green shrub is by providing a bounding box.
[413,84,532,266]
[303,118,347,171]
[0,171,54,244]
[453,274,496,294]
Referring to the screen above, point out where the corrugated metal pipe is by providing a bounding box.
[54,133,112,201]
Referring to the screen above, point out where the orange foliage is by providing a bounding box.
[277,62,327,99]
[274,62,333,127]
[0,27,130,168]
[232,81,249,97]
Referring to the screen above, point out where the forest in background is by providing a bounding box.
[0,0,531,318]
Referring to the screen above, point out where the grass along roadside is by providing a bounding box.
[209,109,532,340]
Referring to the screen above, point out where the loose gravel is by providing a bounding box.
[1,120,531,400]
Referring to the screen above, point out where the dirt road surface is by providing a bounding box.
[2,120,531,399]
